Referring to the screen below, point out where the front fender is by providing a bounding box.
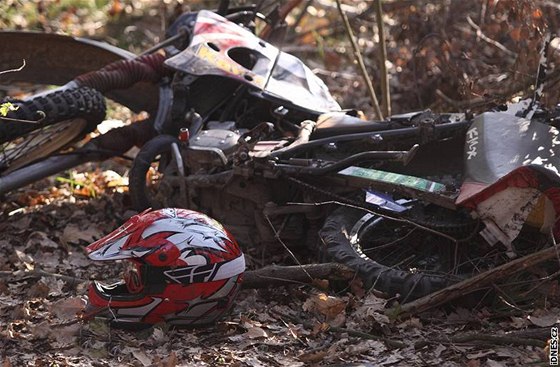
[0,31,158,113]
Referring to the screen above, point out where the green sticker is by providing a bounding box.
[339,166,447,193]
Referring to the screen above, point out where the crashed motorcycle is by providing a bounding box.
[119,10,560,302]
[1,6,559,304]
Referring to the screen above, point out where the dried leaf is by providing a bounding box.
[329,312,346,328]
[131,349,152,367]
[30,321,51,339]
[302,293,347,320]
[88,318,110,338]
[25,232,59,249]
[345,340,385,356]
[298,349,328,363]
[245,326,268,339]
[66,251,90,267]
[164,351,178,367]
[41,277,65,297]
[26,281,49,298]
[52,324,80,345]
[349,277,365,298]
[486,359,506,367]
[15,249,34,270]
[508,316,529,329]
[61,224,103,246]
[102,170,128,188]
[528,308,560,327]
[510,28,522,42]
[50,297,86,320]
[11,216,32,231]
[433,344,446,358]
[467,350,495,359]
[311,278,329,290]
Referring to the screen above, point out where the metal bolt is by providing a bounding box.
[325,142,337,151]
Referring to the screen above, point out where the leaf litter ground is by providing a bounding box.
[0,168,553,366]
[2,0,560,365]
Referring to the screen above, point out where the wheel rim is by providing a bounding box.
[0,118,87,173]
[349,207,494,277]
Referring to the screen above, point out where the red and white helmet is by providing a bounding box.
[83,208,245,326]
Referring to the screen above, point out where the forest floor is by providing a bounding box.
[1,0,560,366]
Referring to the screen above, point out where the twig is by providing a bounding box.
[244,263,356,288]
[536,0,560,11]
[398,243,560,317]
[1,263,356,289]
[264,214,314,282]
[374,0,391,117]
[0,110,46,124]
[329,326,405,348]
[335,0,384,120]
[415,333,544,349]
[271,308,405,349]
[287,0,417,44]
[466,16,517,58]
[0,59,26,75]
[0,268,87,285]
[287,199,461,244]
[435,65,560,110]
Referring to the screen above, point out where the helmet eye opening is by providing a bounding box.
[93,280,146,300]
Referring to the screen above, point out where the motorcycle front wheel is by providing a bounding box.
[128,134,183,211]
[0,87,106,174]
[320,201,509,302]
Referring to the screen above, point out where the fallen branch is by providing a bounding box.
[243,263,356,288]
[1,263,357,289]
[415,332,544,349]
[506,327,554,340]
[0,268,87,286]
[399,243,560,317]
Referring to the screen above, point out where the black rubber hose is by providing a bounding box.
[129,134,180,211]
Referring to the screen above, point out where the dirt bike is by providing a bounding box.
[1,4,559,304]
[118,9,560,303]
[0,0,300,194]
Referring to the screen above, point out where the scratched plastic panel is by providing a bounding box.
[463,112,560,185]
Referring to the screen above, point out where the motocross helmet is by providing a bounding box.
[83,208,245,326]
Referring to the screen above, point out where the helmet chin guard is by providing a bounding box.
[83,208,245,326]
